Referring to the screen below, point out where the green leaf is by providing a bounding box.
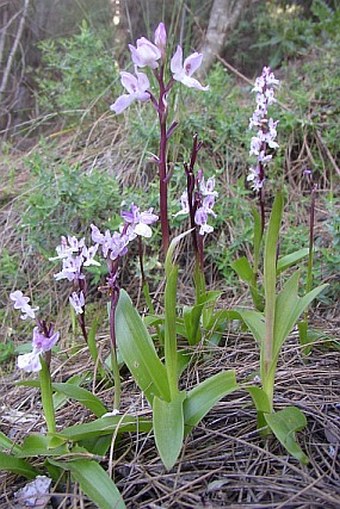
[264,191,283,329]
[51,459,125,509]
[0,431,22,455]
[116,289,170,404]
[183,304,202,345]
[264,407,309,464]
[53,374,83,410]
[79,435,113,456]
[231,256,253,284]
[0,451,38,479]
[184,371,238,432]
[298,323,326,356]
[164,263,180,395]
[52,383,108,417]
[18,434,68,457]
[165,230,192,276]
[246,386,271,429]
[153,392,186,470]
[274,273,328,359]
[252,207,262,271]
[246,386,271,414]
[236,309,265,344]
[40,357,56,433]
[277,248,309,274]
[60,415,152,442]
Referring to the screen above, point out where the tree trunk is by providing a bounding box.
[199,0,254,77]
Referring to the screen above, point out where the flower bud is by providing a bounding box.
[154,22,167,58]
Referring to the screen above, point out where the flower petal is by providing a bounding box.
[120,71,138,94]
[110,94,135,114]
[178,74,209,91]
[183,52,203,76]
[170,45,183,75]
[134,223,152,238]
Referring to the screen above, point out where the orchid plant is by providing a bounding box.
[50,203,159,411]
[9,290,59,433]
[173,133,223,346]
[111,22,208,254]
[230,68,328,462]
[232,67,310,311]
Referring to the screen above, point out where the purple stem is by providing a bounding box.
[75,275,88,344]
[185,134,204,269]
[152,69,176,255]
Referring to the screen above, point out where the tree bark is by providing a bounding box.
[199,0,254,77]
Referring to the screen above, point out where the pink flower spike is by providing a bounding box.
[129,37,161,69]
[154,22,167,55]
[111,71,150,114]
[171,46,209,91]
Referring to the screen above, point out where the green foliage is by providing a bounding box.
[22,153,121,254]
[264,406,309,464]
[115,233,238,470]
[224,0,340,71]
[0,341,15,364]
[50,459,126,509]
[237,193,327,454]
[37,21,117,118]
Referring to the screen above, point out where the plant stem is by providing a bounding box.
[164,264,179,399]
[109,286,121,411]
[157,65,170,254]
[306,184,317,296]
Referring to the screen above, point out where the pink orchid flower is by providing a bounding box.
[129,37,161,69]
[110,71,150,114]
[170,46,209,91]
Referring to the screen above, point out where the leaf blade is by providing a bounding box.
[184,371,238,432]
[153,392,186,470]
[265,407,309,464]
[52,459,126,509]
[116,289,170,403]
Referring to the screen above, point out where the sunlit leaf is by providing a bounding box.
[164,262,180,392]
[53,374,83,410]
[246,386,271,414]
[0,431,21,455]
[18,434,68,457]
[274,273,327,358]
[236,309,265,344]
[231,256,253,284]
[277,248,309,274]
[60,415,152,442]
